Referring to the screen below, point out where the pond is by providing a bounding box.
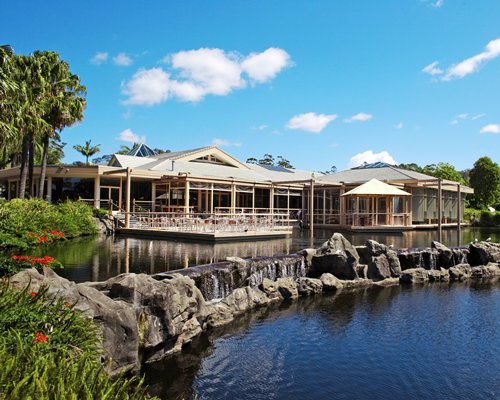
[27,227,500,283]
[142,280,500,400]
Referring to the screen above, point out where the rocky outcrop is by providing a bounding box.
[94,216,114,235]
[468,242,500,266]
[319,273,344,291]
[297,277,323,296]
[308,233,360,279]
[8,235,500,377]
[399,268,430,284]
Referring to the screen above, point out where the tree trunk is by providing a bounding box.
[28,133,34,197]
[18,131,29,199]
[38,134,50,199]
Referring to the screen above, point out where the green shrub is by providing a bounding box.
[0,199,98,250]
[479,210,500,227]
[0,285,155,399]
[93,207,109,218]
[0,255,63,276]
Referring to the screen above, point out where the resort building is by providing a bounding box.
[0,144,472,233]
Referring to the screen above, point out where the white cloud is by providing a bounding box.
[118,128,146,144]
[394,122,404,129]
[122,68,171,105]
[241,47,292,83]
[480,124,500,134]
[286,112,338,133]
[471,113,486,120]
[211,138,241,147]
[422,61,443,76]
[348,150,396,168]
[443,38,500,80]
[123,47,291,105]
[113,53,133,67]
[91,52,108,65]
[432,0,444,8]
[451,113,469,125]
[344,112,373,123]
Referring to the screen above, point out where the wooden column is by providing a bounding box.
[270,184,274,215]
[231,182,236,214]
[210,183,214,214]
[184,179,190,215]
[323,189,326,224]
[457,183,461,246]
[437,179,442,242]
[252,184,255,214]
[339,187,345,225]
[310,178,314,238]
[151,182,156,211]
[93,176,100,209]
[125,168,131,228]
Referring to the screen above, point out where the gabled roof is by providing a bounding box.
[341,179,411,196]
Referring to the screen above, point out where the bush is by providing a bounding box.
[0,255,63,276]
[0,199,98,250]
[479,210,500,227]
[0,285,155,399]
[93,207,109,218]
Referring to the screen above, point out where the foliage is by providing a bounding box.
[246,154,295,169]
[73,139,100,165]
[0,285,155,399]
[92,207,109,218]
[0,199,97,250]
[398,162,466,184]
[0,255,63,276]
[478,210,500,227]
[469,156,500,208]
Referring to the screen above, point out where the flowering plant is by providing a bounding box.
[25,230,66,246]
[0,255,63,276]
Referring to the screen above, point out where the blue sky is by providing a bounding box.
[3,0,500,171]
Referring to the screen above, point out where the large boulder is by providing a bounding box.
[364,240,402,280]
[367,254,391,280]
[308,233,360,280]
[260,277,298,300]
[297,277,323,296]
[448,264,472,281]
[468,242,500,266]
[320,273,344,291]
[399,268,429,284]
[9,268,140,375]
[431,241,454,268]
[470,263,500,279]
[428,268,450,282]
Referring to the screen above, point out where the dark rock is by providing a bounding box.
[356,264,368,279]
[387,250,402,277]
[319,273,344,291]
[469,242,500,266]
[297,277,323,296]
[367,254,391,280]
[431,241,454,268]
[275,277,299,300]
[428,268,450,282]
[471,263,500,279]
[355,245,371,264]
[309,233,359,279]
[366,239,388,256]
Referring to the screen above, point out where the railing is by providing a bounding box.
[117,212,292,233]
[214,207,302,220]
[132,200,153,213]
[305,212,412,227]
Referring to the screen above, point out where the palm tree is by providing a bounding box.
[37,51,86,198]
[73,140,100,165]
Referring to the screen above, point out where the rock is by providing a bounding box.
[367,254,391,280]
[259,277,299,301]
[297,248,316,268]
[448,264,471,281]
[397,250,422,270]
[399,268,429,284]
[356,264,368,279]
[94,216,114,235]
[366,239,388,256]
[319,273,344,291]
[309,233,359,280]
[428,268,450,282]
[431,241,453,268]
[469,242,500,266]
[387,250,402,277]
[297,277,323,296]
[355,245,371,264]
[339,279,374,289]
[470,264,500,279]
[221,286,270,314]
[374,278,400,287]
[10,268,140,375]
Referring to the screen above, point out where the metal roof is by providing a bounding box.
[126,143,157,157]
[341,179,411,196]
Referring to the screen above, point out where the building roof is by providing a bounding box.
[341,179,411,196]
[126,143,157,157]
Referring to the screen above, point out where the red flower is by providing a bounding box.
[34,331,48,343]
[30,291,38,297]
[38,236,49,243]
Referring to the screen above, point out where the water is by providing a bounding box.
[25,227,500,282]
[142,280,500,400]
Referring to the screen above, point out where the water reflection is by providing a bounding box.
[28,227,500,283]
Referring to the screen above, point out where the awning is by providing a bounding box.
[341,179,411,196]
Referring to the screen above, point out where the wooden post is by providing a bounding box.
[125,168,131,228]
[310,178,314,238]
[184,179,190,215]
[323,189,326,224]
[151,182,156,212]
[457,183,461,246]
[46,176,52,203]
[93,176,100,208]
[437,179,442,242]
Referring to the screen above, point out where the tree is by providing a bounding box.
[246,157,258,164]
[469,156,500,208]
[258,154,275,166]
[422,162,466,184]
[397,163,424,173]
[276,156,294,169]
[73,140,100,165]
[37,51,86,198]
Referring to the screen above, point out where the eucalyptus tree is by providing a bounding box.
[73,140,100,165]
[37,51,86,198]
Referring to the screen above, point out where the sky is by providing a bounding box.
[2,0,500,171]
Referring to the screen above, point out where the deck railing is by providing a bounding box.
[118,211,292,233]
